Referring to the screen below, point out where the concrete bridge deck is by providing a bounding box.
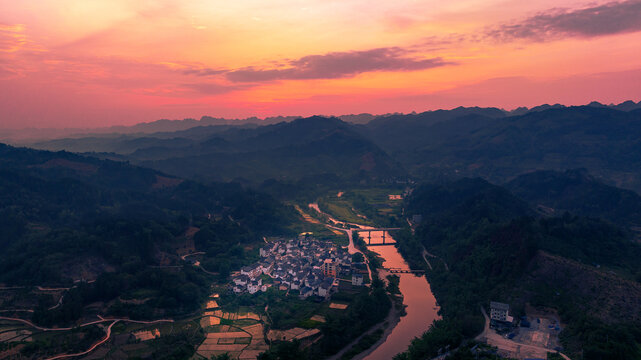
[385,268,426,274]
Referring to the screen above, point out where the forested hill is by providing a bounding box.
[26,105,641,192]
[136,116,404,183]
[0,144,296,323]
[396,176,641,360]
[506,169,641,230]
[360,106,641,192]
[29,116,405,184]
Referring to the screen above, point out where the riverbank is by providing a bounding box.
[327,294,404,360]
[304,201,439,360]
[351,299,404,360]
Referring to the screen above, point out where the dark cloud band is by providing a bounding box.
[225,47,452,82]
[488,0,641,41]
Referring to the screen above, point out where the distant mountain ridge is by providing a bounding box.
[16,100,641,190]
[132,116,405,183]
[360,105,641,192]
[4,100,639,144]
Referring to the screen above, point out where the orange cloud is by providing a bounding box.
[0,1,640,128]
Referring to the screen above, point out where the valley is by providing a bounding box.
[2,104,641,359]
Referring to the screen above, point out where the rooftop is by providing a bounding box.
[490,301,510,311]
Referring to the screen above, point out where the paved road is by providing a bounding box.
[180,252,205,260]
[422,248,448,271]
[2,315,174,359]
[44,320,119,360]
[0,315,173,332]
[36,286,71,291]
[421,249,433,270]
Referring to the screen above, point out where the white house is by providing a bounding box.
[490,302,512,323]
[318,279,334,298]
[233,275,249,286]
[247,279,262,294]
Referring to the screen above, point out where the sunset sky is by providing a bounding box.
[1,0,641,128]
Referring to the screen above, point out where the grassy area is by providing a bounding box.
[233,319,259,327]
[318,199,375,226]
[340,328,384,360]
[286,205,349,246]
[299,319,324,329]
[235,337,251,344]
[315,187,406,228]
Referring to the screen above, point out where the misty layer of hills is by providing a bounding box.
[3,99,639,143]
[20,100,641,192]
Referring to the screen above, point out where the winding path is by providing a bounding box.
[44,320,119,360]
[422,248,449,271]
[0,315,173,332]
[1,315,174,359]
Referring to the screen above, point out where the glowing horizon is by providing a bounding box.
[1,0,641,128]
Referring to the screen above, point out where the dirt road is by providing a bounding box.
[476,307,571,360]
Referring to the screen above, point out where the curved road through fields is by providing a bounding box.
[44,320,119,360]
[1,315,174,359]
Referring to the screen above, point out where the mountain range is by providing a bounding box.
[19,101,641,193]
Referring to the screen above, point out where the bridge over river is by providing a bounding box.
[384,267,426,274]
[358,228,401,246]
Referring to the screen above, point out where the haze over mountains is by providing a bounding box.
[14,100,641,192]
[3,100,640,143]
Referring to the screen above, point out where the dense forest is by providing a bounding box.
[0,144,296,324]
[394,176,641,359]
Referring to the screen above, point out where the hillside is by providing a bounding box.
[24,104,641,191]
[0,144,296,323]
[360,106,507,153]
[141,117,403,182]
[395,178,641,360]
[506,169,641,230]
[31,116,404,184]
[362,106,641,192]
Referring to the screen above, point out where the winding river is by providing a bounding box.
[361,230,440,360]
[308,204,440,359]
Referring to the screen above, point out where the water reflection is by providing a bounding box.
[361,231,440,360]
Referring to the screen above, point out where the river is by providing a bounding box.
[360,230,440,360]
[307,204,440,359]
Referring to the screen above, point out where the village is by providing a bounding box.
[230,234,364,299]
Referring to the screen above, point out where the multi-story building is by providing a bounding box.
[321,259,337,277]
[490,301,511,323]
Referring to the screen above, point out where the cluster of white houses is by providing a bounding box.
[231,236,364,299]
